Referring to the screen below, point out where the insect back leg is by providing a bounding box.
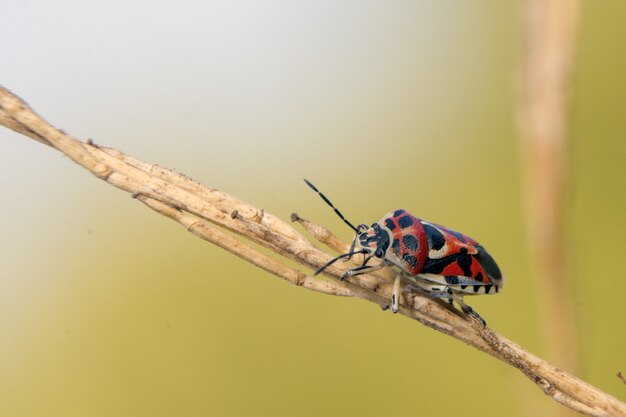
[403,283,487,326]
[445,289,486,326]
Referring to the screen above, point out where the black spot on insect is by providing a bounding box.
[495,285,500,293]
[402,253,418,269]
[460,285,467,290]
[392,238,400,254]
[424,223,445,250]
[402,235,418,252]
[484,284,493,294]
[457,252,473,277]
[473,285,481,293]
[384,218,396,231]
[422,248,471,276]
[445,276,460,285]
[431,287,441,292]
[422,256,451,274]
[394,209,405,217]
[474,246,502,280]
[398,215,413,229]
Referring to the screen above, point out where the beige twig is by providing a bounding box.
[1,86,624,417]
[519,0,580,377]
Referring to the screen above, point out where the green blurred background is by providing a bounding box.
[1,1,624,416]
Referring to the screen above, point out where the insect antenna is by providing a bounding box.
[303,179,358,232]
[314,249,368,276]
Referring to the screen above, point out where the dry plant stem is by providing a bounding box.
[136,196,353,297]
[520,0,580,377]
[1,86,625,417]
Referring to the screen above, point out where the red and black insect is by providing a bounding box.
[305,179,504,325]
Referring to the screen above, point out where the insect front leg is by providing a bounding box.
[344,224,369,263]
[339,260,408,316]
[341,260,387,280]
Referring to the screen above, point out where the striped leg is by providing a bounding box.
[447,288,486,326]
[341,261,387,280]
[402,284,487,326]
[391,274,402,313]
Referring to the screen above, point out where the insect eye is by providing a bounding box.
[374,248,384,258]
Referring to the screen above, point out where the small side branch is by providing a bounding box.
[1,86,624,417]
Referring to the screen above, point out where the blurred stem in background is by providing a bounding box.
[519,1,580,415]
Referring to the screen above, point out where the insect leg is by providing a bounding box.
[390,273,402,313]
[345,236,358,261]
[447,288,486,326]
[344,224,368,262]
[314,249,368,276]
[402,285,487,326]
[402,283,452,300]
[341,261,387,280]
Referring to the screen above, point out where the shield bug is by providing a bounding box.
[304,179,504,325]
